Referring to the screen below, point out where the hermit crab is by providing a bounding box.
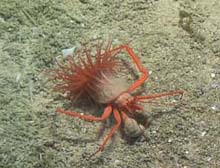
[49,41,183,156]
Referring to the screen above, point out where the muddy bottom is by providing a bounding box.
[0,0,220,167]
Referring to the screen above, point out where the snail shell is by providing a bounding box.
[124,117,145,138]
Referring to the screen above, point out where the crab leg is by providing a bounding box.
[90,108,122,157]
[136,90,184,100]
[110,45,149,92]
[56,105,112,122]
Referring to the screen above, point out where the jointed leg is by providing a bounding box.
[90,108,122,157]
[56,105,112,122]
[111,45,149,92]
[96,120,110,140]
[136,90,184,101]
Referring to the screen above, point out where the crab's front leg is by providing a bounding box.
[111,45,149,92]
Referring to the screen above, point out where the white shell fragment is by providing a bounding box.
[210,73,216,78]
[62,47,75,58]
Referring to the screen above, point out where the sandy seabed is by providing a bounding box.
[0,0,220,167]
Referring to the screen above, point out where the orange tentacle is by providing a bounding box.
[90,108,122,157]
[56,105,112,122]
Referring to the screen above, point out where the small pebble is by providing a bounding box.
[152,130,157,134]
[81,128,87,133]
[207,157,212,162]
[211,106,217,110]
[114,160,120,164]
[201,131,206,136]
[211,73,215,78]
